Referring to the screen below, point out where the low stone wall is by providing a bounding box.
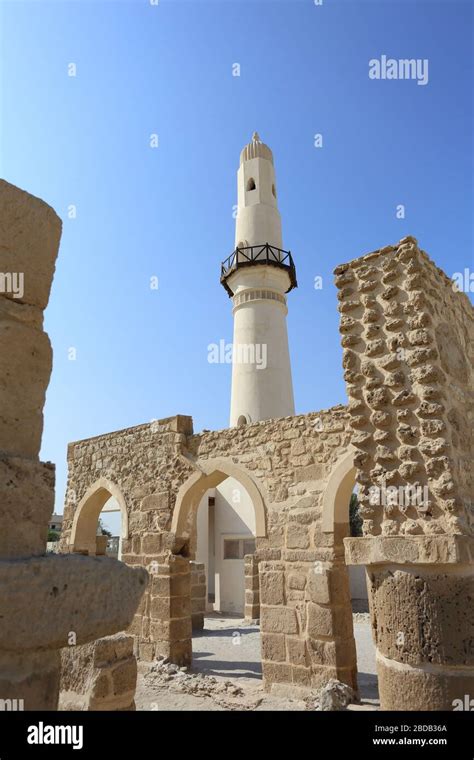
[59,633,137,711]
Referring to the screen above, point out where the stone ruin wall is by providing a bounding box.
[335,234,473,539]
[59,633,137,711]
[0,180,61,560]
[338,236,474,710]
[61,405,358,694]
[60,235,474,708]
[0,179,147,711]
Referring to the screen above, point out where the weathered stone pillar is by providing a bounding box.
[190,560,206,630]
[244,554,260,622]
[260,555,357,697]
[335,235,474,710]
[148,554,192,666]
[0,181,147,710]
[346,536,474,710]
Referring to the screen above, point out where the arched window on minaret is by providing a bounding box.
[272,183,276,198]
[246,177,256,191]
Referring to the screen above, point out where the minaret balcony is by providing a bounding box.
[220,243,297,297]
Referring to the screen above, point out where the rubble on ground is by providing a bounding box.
[143,656,255,709]
[310,679,355,711]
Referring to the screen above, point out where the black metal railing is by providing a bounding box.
[220,243,297,297]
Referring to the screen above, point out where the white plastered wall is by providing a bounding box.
[196,477,256,615]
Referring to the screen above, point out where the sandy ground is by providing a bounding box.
[135,613,379,711]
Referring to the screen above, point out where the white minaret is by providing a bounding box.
[221,132,297,427]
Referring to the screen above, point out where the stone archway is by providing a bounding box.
[154,459,269,667]
[322,448,379,702]
[69,477,129,556]
[172,457,267,543]
[173,458,267,620]
[317,448,361,694]
[322,446,357,535]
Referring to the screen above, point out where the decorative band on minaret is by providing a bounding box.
[221,133,297,427]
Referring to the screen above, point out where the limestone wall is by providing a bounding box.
[338,236,474,711]
[334,236,473,539]
[62,406,357,693]
[0,180,147,711]
[62,235,473,704]
[0,181,61,560]
[62,407,353,559]
[60,633,137,711]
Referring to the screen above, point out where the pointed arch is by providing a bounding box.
[69,477,129,555]
[322,447,357,533]
[172,458,267,539]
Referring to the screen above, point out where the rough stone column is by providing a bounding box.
[336,236,474,710]
[190,560,206,630]
[0,181,147,710]
[148,554,192,666]
[244,554,260,622]
[346,536,474,710]
[0,181,62,708]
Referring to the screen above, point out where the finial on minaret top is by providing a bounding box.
[240,132,273,165]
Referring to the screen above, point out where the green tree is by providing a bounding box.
[98,518,112,537]
[349,493,363,537]
[47,529,60,542]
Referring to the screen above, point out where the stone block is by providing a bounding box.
[151,572,190,597]
[291,665,312,686]
[286,637,308,667]
[0,456,54,558]
[94,633,134,667]
[1,650,61,711]
[142,533,162,555]
[288,573,307,590]
[307,571,330,605]
[150,617,192,642]
[153,638,192,667]
[245,589,259,605]
[286,523,310,549]
[296,463,324,481]
[59,633,137,711]
[259,571,285,605]
[0,322,52,458]
[377,653,474,711]
[245,573,259,591]
[261,606,298,635]
[261,661,292,685]
[141,492,169,511]
[111,660,137,696]
[0,554,147,650]
[139,641,155,662]
[307,603,333,638]
[261,633,286,662]
[0,179,62,309]
[150,595,190,620]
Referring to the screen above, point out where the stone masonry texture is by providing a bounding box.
[61,237,473,709]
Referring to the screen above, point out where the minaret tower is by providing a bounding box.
[221,132,297,427]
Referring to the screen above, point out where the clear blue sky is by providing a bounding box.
[1,0,472,514]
